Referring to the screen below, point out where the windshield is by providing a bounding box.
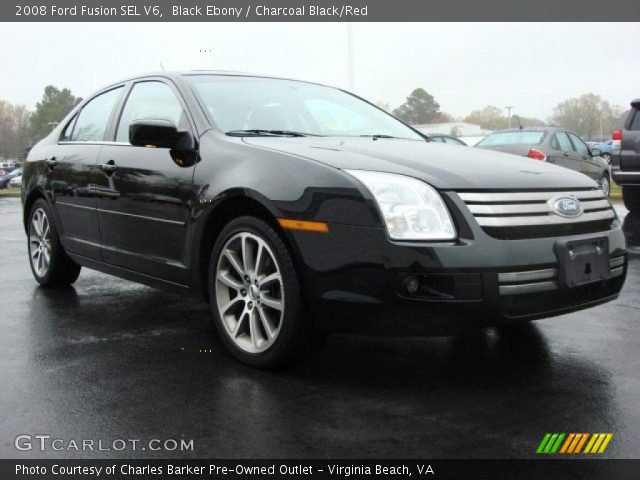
[188,75,423,140]
[477,130,545,146]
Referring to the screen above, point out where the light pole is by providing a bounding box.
[505,106,515,128]
[347,22,354,91]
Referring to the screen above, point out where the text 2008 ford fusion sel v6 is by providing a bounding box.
[21,72,627,367]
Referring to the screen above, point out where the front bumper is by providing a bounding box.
[285,208,627,336]
[612,166,640,186]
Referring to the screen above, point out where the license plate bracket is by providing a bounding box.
[555,236,610,288]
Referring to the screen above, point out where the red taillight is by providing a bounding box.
[612,130,622,141]
[528,148,546,161]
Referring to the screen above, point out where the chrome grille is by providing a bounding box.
[498,255,625,296]
[458,189,615,238]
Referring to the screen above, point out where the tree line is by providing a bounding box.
[383,88,623,140]
[0,86,81,159]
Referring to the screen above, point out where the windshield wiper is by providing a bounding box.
[226,129,312,137]
[360,134,397,140]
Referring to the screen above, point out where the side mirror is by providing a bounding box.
[129,119,182,149]
[129,118,199,167]
[591,148,602,156]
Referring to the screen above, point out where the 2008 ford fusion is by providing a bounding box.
[21,72,627,367]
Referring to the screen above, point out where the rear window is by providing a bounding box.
[477,131,545,146]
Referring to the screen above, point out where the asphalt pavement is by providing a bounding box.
[0,196,639,459]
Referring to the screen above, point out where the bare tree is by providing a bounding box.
[464,105,545,131]
[549,93,622,140]
[0,100,33,159]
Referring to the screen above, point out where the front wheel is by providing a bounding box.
[208,216,326,368]
[622,186,640,212]
[27,199,81,287]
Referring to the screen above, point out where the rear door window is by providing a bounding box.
[568,133,590,155]
[71,87,123,142]
[553,132,575,152]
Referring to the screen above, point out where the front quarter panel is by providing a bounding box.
[192,133,379,227]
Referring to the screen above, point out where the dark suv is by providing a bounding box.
[22,72,627,367]
[612,99,640,212]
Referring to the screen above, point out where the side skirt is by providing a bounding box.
[67,252,193,296]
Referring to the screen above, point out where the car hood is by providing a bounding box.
[241,137,597,190]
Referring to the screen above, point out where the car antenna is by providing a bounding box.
[514,115,523,130]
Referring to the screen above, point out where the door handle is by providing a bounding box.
[100,160,118,175]
[563,152,570,157]
[45,157,57,170]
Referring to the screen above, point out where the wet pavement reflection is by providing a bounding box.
[1,198,639,459]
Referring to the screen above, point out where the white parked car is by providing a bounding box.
[9,174,22,188]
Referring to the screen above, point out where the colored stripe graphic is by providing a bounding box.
[538,433,613,454]
[559,433,575,453]
[574,433,589,453]
[536,433,565,454]
[536,433,552,454]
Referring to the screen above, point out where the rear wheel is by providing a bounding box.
[208,216,326,368]
[622,186,640,212]
[27,199,81,287]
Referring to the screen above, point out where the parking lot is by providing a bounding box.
[0,196,639,459]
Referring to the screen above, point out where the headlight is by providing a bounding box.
[346,170,456,240]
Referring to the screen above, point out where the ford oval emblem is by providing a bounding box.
[548,196,583,218]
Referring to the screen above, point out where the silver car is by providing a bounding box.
[476,127,611,196]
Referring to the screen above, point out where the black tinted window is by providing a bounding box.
[630,110,640,131]
[71,87,122,141]
[116,81,187,143]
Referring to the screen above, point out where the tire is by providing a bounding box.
[622,186,640,213]
[208,216,326,368]
[599,175,610,198]
[27,199,81,287]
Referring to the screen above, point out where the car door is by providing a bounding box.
[95,79,196,285]
[568,132,601,181]
[548,131,580,173]
[52,86,124,259]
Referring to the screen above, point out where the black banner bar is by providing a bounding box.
[2,459,640,480]
[3,0,640,22]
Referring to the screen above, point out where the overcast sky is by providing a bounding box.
[1,22,638,119]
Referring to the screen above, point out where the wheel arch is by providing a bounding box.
[22,187,49,232]
[194,189,307,304]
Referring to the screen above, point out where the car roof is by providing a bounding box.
[491,126,562,133]
[106,70,329,90]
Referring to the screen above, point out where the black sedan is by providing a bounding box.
[476,127,611,196]
[21,72,626,367]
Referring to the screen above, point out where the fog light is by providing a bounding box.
[405,276,420,294]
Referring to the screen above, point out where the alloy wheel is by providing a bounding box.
[29,207,51,277]
[215,232,284,353]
